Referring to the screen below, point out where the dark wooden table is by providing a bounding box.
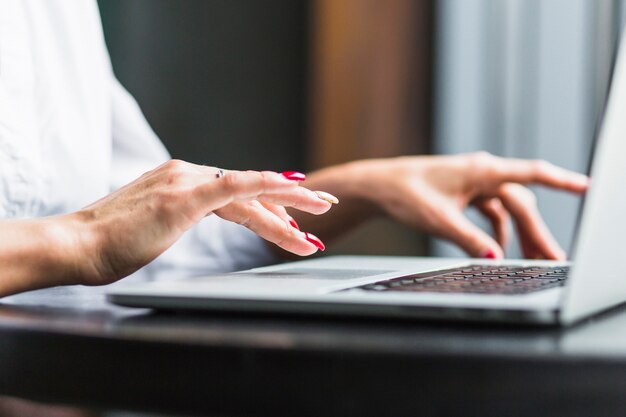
[1,286,626,417]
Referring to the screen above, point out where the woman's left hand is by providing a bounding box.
[356,152,589,259]
[297,152,588,260]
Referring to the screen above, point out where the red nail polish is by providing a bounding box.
[281,171,306,181]
[289,219,300,230]
[304,232,325,251]
[480,249,497,259]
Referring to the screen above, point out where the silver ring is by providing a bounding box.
[215,169,225,179]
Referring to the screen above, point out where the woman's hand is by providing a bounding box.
[58,160,334,287]
[294,152,588,260]
[0,159,338,296]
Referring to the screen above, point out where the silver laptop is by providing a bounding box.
[108,27,626,326]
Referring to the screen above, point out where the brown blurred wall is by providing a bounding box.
[308,0,435,255]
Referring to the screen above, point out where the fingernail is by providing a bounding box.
[314,191,339,204]
[304,232,325,251]
[289,218,300,230]
[480,249,497,259]
[281,171,306,181]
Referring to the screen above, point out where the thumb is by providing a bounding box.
[441,211,504,259]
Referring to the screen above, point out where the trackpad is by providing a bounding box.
[238,268,395,280]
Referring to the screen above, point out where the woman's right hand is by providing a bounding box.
[60,160,335,286]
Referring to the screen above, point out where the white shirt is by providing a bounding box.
[0,0,276,284]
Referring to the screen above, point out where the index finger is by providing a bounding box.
[475,154,589,193]
[194,170,302,211]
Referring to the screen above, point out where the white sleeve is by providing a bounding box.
[110,78,278,280]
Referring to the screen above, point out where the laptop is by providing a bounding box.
[108,26,626,326]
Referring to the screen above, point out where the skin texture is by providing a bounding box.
[285,152,589,261]
[0,153,589,297]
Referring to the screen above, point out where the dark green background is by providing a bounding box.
[98,0,309,171]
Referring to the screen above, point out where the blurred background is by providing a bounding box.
[98,0,626,259]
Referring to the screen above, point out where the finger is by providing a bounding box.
[153,159,224,179]
[214,200,321,256]
[158,164,328,217]
[438,209,504,259]
[474,197,510,249]
[258,188,336,215]
[259,201,294,225]
[193,170,302,212]
[190,163,225,178]
[468,153,589,193]
[261,202,302,230]
[497,183,566,260]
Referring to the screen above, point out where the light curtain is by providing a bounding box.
[433,0,625,257]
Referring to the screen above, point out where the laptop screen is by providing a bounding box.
[570,18,625,255]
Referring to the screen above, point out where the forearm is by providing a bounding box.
[0,216,84,297]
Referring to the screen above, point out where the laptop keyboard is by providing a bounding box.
[356,265,569,295]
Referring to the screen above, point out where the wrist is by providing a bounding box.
[38,215,85,287]
[340,158,394,214]
[42,212,100,287]
[52,210,111,285]
[319,160,386,217]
